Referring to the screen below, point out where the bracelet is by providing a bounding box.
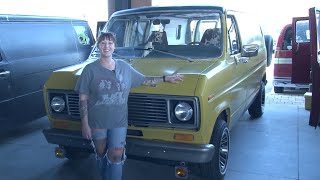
[163,75,166,82]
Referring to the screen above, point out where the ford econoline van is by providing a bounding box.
[273,17,311,93]
[42,6,273,180]
[0,14,95,130]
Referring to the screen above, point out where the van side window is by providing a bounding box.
[190,20,219,43]
[227,16,240,54]
[295,20,310,43]
[73,25,93,45]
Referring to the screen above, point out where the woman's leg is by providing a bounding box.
[105,127,127,180]
[91,129,108,179]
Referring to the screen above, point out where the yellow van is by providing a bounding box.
[42,6,272,180]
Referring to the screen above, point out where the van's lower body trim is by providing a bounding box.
[43,128,214,163]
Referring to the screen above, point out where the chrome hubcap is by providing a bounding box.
[219,128,229,174]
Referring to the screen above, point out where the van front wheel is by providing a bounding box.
[199,117,229,180]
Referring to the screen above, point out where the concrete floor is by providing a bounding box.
[224,64,320,180]
[225,92,320,180]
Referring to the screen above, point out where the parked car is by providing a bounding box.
[0,14,95,130]
[42,6,272,180]
[273,17,311,93]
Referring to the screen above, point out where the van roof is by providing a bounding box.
[0,14,86,22]
[112,5,225,16]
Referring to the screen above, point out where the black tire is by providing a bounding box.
[264,35,273,67]
[199,115,230,180]
[65,147,91,160]
[274,86,284,93]
[248,81,265,118]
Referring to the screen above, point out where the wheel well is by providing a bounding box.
[218,111,228,123]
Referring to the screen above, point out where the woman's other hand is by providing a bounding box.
[82,124,92,140]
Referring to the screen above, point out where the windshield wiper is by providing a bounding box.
[134,47,194,62]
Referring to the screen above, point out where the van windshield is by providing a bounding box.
[90,11,223,60]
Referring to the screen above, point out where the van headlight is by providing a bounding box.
[51,96,66,112]
[174,102,193,121]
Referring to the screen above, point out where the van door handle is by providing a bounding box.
[0,70,10,78]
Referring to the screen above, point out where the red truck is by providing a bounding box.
[273,17,311,93]
[274,8,320,127]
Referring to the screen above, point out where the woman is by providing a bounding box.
[74,32,183,180]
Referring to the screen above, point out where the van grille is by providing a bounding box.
[128,95,168,124]
[66,93,168,125]
[67,94,81,117]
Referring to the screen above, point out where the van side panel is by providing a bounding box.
[0,21,78,126]
[234,12,267,106]
[0,18,94,128]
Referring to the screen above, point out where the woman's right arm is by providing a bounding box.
[79,93,91,139]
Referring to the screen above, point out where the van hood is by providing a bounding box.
[45,58,215,96]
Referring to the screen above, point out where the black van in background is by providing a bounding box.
[0,14,95,130]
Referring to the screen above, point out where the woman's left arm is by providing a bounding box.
[143,74,184,86]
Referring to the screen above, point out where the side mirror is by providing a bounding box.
[241,44,259,57]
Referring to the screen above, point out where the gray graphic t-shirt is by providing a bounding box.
[74,59,145,129]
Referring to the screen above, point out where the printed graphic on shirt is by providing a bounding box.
[95,77,127,106]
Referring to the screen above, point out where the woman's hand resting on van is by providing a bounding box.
[143,74,184,86]
[165,74,184,83]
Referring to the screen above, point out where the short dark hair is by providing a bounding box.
[97,32,117,46]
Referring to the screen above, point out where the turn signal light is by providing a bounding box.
[174,133,194,141]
